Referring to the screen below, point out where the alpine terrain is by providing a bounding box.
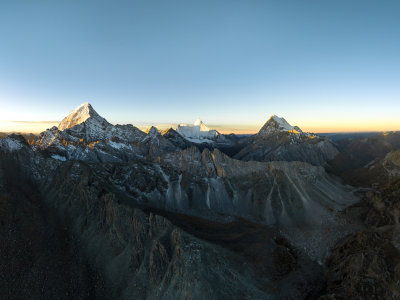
[0,103,399,299]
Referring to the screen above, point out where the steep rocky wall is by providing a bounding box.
[40,160,325,299]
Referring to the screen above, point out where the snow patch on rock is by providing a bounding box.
[51,154,67,161]
[0,137,23,151]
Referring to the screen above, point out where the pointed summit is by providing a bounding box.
[194,117,202,126]
[193,118,210,131]
[257,115,302,136]
[146,126,160,136]
[58,103,108,131]
[267,115,297,131]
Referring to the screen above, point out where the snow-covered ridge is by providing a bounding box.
[176,118,219,143]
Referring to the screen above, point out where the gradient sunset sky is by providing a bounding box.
[1,0,399,133]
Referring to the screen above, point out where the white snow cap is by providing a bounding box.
[58,102,104,131]
[193,118,210,131]
[257,114,304,136]
[269,115,296,131]
[194,118,202,126]
[177,118,217,141]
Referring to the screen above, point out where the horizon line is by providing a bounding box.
[0,119,397,135]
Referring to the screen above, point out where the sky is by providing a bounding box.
[0,0,399,133]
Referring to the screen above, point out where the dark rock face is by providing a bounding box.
[0,136,328,299]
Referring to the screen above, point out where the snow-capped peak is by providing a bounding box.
[257,114,303,137]
[193,118,210,131]
[194,118,201,126]
[176,119,220,143]
[58,102,106,131]
[269,115,296,131]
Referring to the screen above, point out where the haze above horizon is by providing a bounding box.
[1,0,399,134]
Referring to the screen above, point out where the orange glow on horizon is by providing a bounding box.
[0,121,60,133]
[0,120,399,135]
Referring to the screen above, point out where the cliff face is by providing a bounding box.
[157,148,355,225]
[41,160,325,299]
[0,137,326,299]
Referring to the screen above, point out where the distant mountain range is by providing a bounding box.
[1,103,399,299]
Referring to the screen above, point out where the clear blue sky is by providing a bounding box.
[0,0,399,133]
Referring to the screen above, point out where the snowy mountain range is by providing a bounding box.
[2,102,397,298]
[0,102,356,232]
[30,103,337,165]
[17,102,337,167]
